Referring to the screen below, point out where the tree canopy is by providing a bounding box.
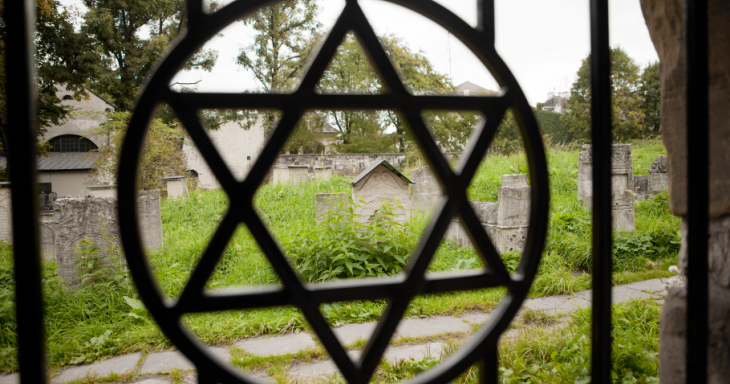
[561,47,660,142]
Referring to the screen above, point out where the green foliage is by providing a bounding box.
[88,111,187,192]
[285,199,420,282]
[640,61,661,133]
[561,47,646,142]
[81,0,217,111]
[534,109,570,145]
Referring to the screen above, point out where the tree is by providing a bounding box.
[0,0,97,159]
[640,61,661,134]
[561,47,644,142]
[81,0,217,111]
[88,111,186,192]
[236,0,320,135]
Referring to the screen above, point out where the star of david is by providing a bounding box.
[116,0,549,383]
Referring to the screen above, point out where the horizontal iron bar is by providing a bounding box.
[176,271,507,314]
[166,92,508,112]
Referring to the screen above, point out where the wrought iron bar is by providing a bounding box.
[3,1,47,383]
[589,0,613,382]
[685,0,709,382]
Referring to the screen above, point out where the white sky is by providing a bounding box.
[60,0,658,107]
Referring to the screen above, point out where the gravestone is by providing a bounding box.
[51,191,163,285]
[314,167,332,181]
[350,160,412,224]
[272,165,309,185]
[494,174,531,253]
[315,193,349,224]
[577,144,635,231]
[411,165,442,214]
[648,155,669,194]
[163,176,188,199]
[0,183,11,242]
[444,175,530,254]
[88,185,117,198]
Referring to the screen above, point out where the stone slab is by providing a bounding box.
[234,333,316,356]
[207,346,231,364]
[0,373,18,384]
[383,343,444,363]
[135,380,171,384]
[139,351,194,374]
[333,322,377,346]
[522,295,590,315]
[395,316,472,338]
[460,312,490,325]
[51,352,141,383]
[623,278,666,295]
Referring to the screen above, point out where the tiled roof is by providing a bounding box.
[349,160,412,185]
[0,152,98,171]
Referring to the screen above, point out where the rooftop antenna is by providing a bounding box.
[448,31,452,81]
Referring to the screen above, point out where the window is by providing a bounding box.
[39,183,52,194]
[47,135,98,152]
[62,95,73,100]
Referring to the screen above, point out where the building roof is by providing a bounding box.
[0,152,99,171]
[349,160,412,185]
[455,81,494,96]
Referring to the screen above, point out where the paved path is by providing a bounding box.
[0,278,669,384]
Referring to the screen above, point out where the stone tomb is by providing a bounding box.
[577,144,635,231]
[445,174,531,254]
[272,165,310,185]
[632,155,670,200]
[315,193,349,224]
[350,160,412,224]
[163,176,188,199]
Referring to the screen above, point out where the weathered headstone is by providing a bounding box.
[648,155,669,194]
[314,167,332,181]
[272,165,309,185]
[0,183,11,242]
[88,185,117,198]
[315,193,348,224]
[350,160,412,224]
[577,144,635,231]
[39,213,54,260]
[51,191,163,285]
[444,202,498,248]
[494,174,531,253]
[138,190,163,250]
[163,176,188,199]
[411,165,442,214]
[272,166,289,184]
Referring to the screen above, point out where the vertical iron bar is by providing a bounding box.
[479,345,498,384]
[3,0,47,383]
[589,0,612,382]
[477,0,495,44]
[685,0,709,382]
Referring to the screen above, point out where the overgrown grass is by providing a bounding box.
[0,139,678,373]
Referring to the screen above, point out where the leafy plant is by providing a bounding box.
[285,198,422,282]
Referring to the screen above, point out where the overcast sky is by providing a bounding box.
[61,0,659,106]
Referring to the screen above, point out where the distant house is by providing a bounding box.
[455,81,493,96]
[0,85,114,197]
[321,123,340,154]
[183,119,266,189]
[543,91,570,113]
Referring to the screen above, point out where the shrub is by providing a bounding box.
[284,199,422,282]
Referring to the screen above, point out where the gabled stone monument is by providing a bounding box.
[350,160,412,224]
[578,144,635,231]
[163,176,188,199]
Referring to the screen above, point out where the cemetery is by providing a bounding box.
[0,139,679,382]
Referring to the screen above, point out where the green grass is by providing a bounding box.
[0,138,678,373]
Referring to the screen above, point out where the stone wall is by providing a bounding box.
[274,153,462,177]
[638,0,729,381]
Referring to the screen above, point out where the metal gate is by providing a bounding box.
[3,0,709,383]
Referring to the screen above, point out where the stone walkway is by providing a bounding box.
[0,278,669,384]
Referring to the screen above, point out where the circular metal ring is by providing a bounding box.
[117,1,549,383]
